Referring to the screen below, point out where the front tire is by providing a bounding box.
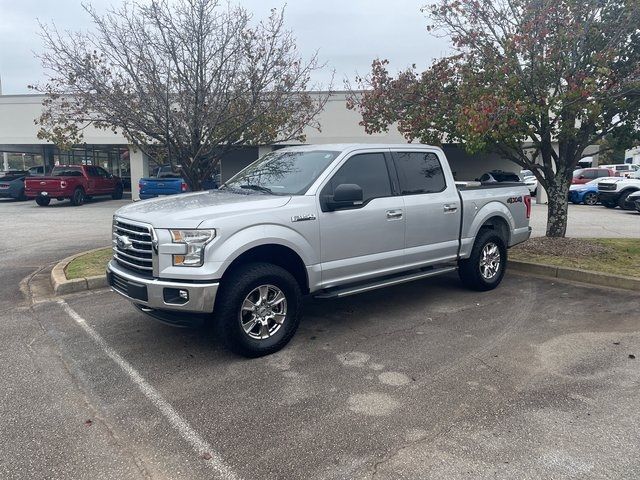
[458,229,507,291]
[35,196,50,206]
[70,188,85,206]
[617,190,635,210]
[214,262,302,357]
[583,192,598,206]
[602,201,617,209]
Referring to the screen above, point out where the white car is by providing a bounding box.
[520,170,538,195]
[601,164,640,178]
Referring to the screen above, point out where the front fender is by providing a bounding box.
[208,223,317,276]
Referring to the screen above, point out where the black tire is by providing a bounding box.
[112,185,124,200]
[583,192,598,206]
[617,190,635,210]
[602,201,617,209]
[70,187,85,206]
[35,196,51,206]
[458,228,507,291]
[214,262,302,358]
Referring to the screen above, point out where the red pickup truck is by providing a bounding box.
[25,165,124,206]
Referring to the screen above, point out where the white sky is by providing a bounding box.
[0,0,451,94]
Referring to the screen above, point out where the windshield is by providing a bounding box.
[224,150,340,195]
[52,166,83,177]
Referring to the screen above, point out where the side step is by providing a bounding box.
[313,265,458,299]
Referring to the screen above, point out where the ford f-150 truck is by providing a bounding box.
[26,165,124,206]
[107,144,531,357]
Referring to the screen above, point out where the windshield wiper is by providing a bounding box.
[239,184,273,194]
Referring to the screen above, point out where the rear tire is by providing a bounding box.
[458,229,507,291]
[112,185,124,200]
[602,201,616,209]
[70,188,85,206]
[35,196,50,207]
[214,262,302,358]
[583,192,598,206]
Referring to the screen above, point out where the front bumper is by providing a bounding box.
[597,192,619,204]
[106,260,218,313]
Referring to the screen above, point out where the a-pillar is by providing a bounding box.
[129,147,149,201]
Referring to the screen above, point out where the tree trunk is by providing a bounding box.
[545,180,570,237]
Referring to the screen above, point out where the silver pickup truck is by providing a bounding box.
[107,144,531,357]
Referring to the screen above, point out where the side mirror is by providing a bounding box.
[326,183,363,211]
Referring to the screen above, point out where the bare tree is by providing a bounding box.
[31,0,329,190]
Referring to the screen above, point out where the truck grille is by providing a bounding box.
[112,218,154,276]
[598,183,617,192]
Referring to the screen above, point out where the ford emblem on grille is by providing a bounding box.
[117,235,133,250]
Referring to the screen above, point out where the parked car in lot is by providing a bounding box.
[25,165,123,206]
[139,165,219,200]
[572,167,615,185]
[0,170,29,200]
[626,190,640,213]
[108,144,532,357]
[519,170,538,195]
[597,176,640,209]
[569,178,603,205]
[601,163,640,178]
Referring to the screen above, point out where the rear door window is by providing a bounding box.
[392,151,446,194]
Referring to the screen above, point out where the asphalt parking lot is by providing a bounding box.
[1,197,639,479]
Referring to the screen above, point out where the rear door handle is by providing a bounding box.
[386,209,403,220]
[443,204,458,213]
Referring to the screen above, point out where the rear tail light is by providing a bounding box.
[181,182,188,192]
[524,195,532,219]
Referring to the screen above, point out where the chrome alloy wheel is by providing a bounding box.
[479,242,501,280]
[239,285,288,340]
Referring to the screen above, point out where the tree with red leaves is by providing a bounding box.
[349,0,640,237]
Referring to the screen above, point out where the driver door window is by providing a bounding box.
[321,153,392,206]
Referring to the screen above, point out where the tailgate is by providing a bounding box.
[25,177,61,191]
[139,178,185,195]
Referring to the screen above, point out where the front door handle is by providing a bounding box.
[443,204,458,213]
[386,209,403,220]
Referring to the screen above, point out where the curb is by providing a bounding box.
[51,247,110,295]
[508,260,640,291]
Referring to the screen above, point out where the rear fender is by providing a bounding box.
[460,202,515,258]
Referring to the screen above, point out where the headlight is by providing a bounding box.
[170,229,215,267]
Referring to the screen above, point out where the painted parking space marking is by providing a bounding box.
[57,299,240,480]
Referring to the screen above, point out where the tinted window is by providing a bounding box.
[322,153,391,203]
[96,167,110,178]
[583,169,598,179]
[51,166,83,177]
[87,166,100,177]
[394,152,446,194]
[492,171,520,182]
[597,169,610,178]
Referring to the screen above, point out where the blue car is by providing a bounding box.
[569,178,615,205]
[0,170,29,201]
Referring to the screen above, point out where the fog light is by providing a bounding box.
[163,287,189,304]
[179,290,188,300]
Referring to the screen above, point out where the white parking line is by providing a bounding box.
[57,299,240,480]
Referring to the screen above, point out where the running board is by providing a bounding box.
[313,266,458,299]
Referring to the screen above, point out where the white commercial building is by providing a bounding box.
[0,92,517,200]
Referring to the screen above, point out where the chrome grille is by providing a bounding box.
[598,183,617,192]
[112,218,154,276]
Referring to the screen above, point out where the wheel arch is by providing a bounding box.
[221,243,309,294]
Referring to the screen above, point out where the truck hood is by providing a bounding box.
[115,190,292,228]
